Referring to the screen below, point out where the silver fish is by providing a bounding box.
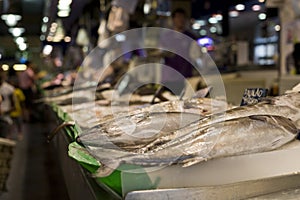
[86,115,298,177]
[140,93,300,154]
[66,97,227,129]
[177,92,300,136]
[83,93,300,157]
[138,92,300,152]
[78,111,202,151]
[97,97,227,124]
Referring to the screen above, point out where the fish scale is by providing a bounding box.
[80,93,300,177]
[88,115,298,177]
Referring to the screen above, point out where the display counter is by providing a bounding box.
[47,104,121,200]
[46,97,300,199]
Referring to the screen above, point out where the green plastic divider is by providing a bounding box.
[68,142,100,173]
[51,104,153,196]
[68,142,123,195]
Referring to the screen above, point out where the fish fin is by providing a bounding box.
[192,86,212,98]
[182,156,207,167]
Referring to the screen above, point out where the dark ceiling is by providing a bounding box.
[0,0,44,36]
[191,0,252,17]
[0,0,266,61]
[0,0,255,36]
[0,0,94,60]
[0,0,45,61]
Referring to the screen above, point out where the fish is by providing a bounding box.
[74,92,300,178]
[139,93,300,154]
[180,115,298,166]
[77,97,227,148]
[83,115,298,177]
[71,97,227,129]
[81,93,300,166]
[192,86,212,98]
[78,111,202,151]
[95,97,227,127]
[178,92,300,135]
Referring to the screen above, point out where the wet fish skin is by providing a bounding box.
[108,92,300,153]
[79,112,202,150]
[180,115,298,167]
[128,95,300,153]
[89,115,298,177]
[96,98,227,126]
[70,97,226,129]
[177,92,300,138]
[83,93,300,164]
[80,93,300,177]
[90,98,227,151]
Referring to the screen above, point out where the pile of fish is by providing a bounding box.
[62,97,227,129]
[75,92,300,177]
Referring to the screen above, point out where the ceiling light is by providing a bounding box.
[274,25,280,31]
[235,4,245,11]
[1,64,9,71]
[215,14,223,21]
[258,13,267,20]
[41,24,47,33]
[57,0,72,17]
[40,35,45,41]
[58,0,72,7]
[210,26,217,33]
[15,37,26,45]
[199,29,207,36]
[42,45,53,55]
[8,27,25,37]
[252,5,261,11]
[258,0,265,2]
[1,14,21,26]
[192,22,201,30]
[143,1,151,15]
[229,11,239,17]
[194,20,206,26]
[208,17,218,24]
[13,64,27,71]
[57,4,71,11]
[18,43,28,51]
[64,36,71,42]
[57,10,70,17]
[43,16,49,23]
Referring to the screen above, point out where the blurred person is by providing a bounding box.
[159,8,197,96]
[18,61,36,121]
[0,72,15,138]
[9,77,25,140]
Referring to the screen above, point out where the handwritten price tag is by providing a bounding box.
[240,88,268,106]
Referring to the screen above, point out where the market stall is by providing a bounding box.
[34,1,300,199]
[43,79,300,199]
